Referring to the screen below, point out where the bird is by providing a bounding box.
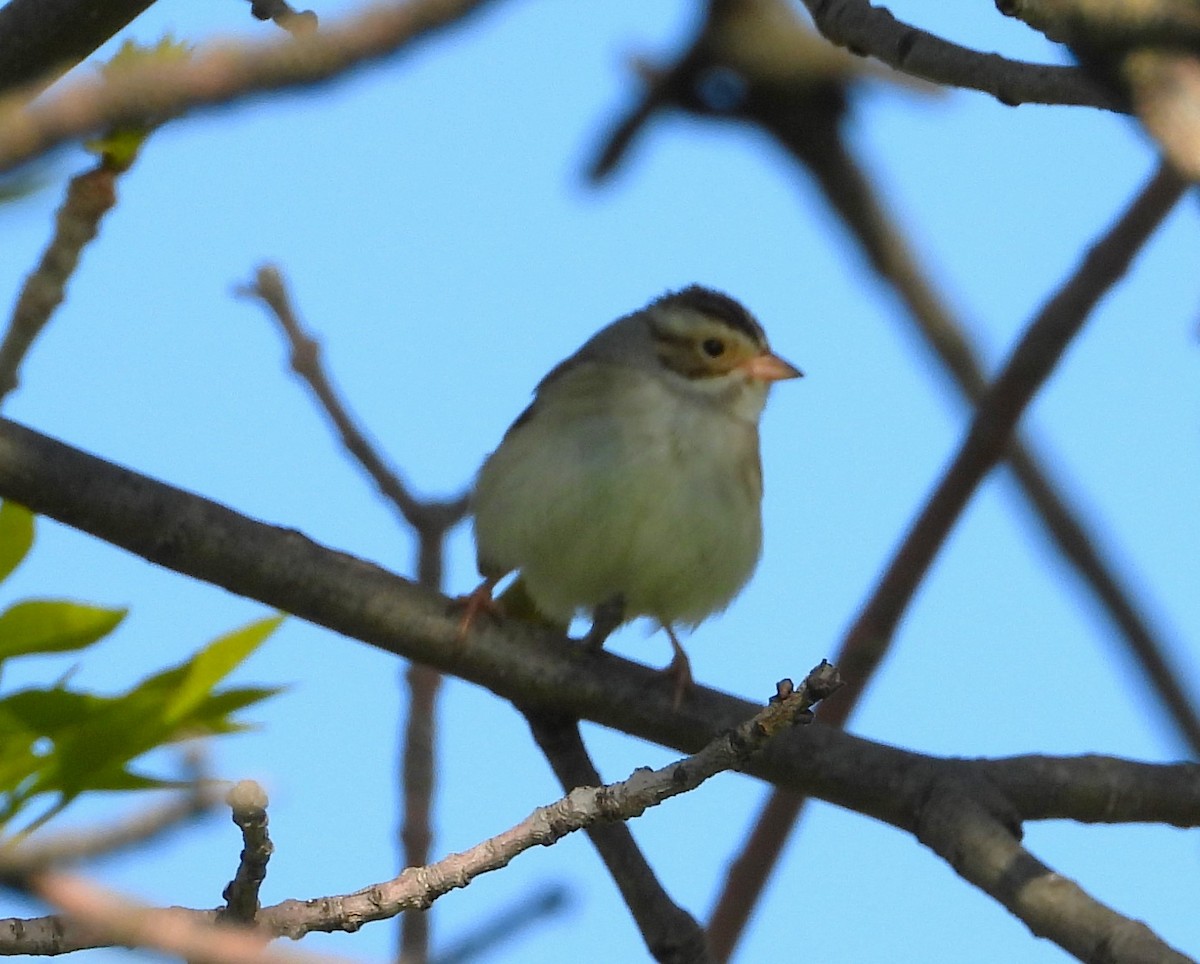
[463,285,801,700]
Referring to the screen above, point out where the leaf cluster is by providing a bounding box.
[0,501,281,837]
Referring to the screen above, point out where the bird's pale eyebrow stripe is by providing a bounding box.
[650,285,765,343]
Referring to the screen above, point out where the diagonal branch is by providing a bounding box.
[0,0,159,96]
[825,161,1187,719]
[8,667,839,956]
[0,0,502,174]
[0,162,119,406]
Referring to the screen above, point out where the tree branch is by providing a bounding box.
[0,0,159,96]
[0,0,501,174]
[0,163,118,405]
[798,0,1123,109]
[0,418,1197,828]
[6,668,840,956]
[217,781,273,926]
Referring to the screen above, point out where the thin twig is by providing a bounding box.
[0,162,117,405]
[236,265,463,964]
[6,667,841,954]
[235,265,469,534]
[218,781,273,926]
[246,0,318,37]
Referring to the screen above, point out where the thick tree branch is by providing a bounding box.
[0,0,159,96]
[0,418,1197,827]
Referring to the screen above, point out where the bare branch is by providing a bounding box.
[0,163,117,405]
[798,0,1122,109]
[235,262,463,962]
[4,667,840,955]
[235,264,468,537]
[218,782,274,926]
[245,0,319,38]
[1,416,1199,832]
[0,0,501,174]
[825,161,1187,723]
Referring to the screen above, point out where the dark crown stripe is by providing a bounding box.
[650,285,764,342]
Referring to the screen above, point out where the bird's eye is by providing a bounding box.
[701,338,726,358]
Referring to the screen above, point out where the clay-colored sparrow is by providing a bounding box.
[467,285,800,692]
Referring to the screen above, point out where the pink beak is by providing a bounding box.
[740,351,803,383]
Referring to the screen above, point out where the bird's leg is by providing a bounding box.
[581,593,625,652]
[663,625,694,709]
[452,575,502,640]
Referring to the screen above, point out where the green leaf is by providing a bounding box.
[85,37,193,171]
[162,615,283,727]
[0,502,34,584]
[0,601,126,661]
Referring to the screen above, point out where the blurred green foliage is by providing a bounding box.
[0,501,282,837]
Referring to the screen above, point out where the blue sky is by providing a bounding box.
[2,2,1199,962]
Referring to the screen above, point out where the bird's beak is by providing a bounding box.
[740,350,803,383]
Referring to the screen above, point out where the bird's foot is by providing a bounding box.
[662,626,695,710]
[451,576,503,640]
[581,594,626,652]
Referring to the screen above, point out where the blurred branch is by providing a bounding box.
[0,162,118,406]
[246,0,318,37]
[0,778,220,881]
[796,0,1123,109]
[825,161,1187,722]
[217,781,273,926]
[0,0,501,174]
[431,884,571,964]
[30,873,351,964]
[235,263,464,963]
[996,0,1200,47]
[996,0,1200,179]
[0,0,159,96]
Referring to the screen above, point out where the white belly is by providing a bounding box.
[473,370,763,626]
